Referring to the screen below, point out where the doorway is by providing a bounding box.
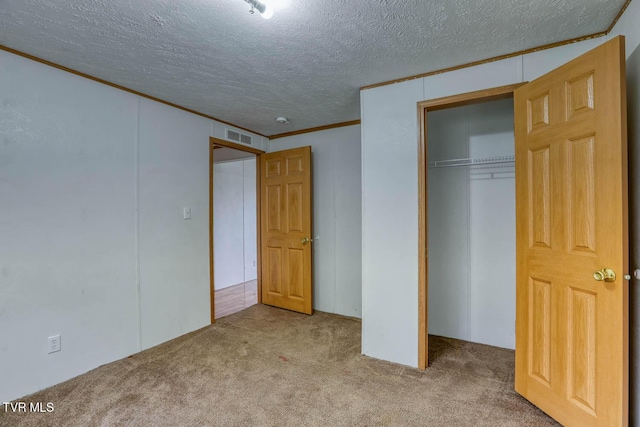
[427,96,516,349]
[209,138,315,321]
[209,137,265,323]
[417,83,524,368]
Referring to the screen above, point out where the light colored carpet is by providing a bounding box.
[0,305,558,426]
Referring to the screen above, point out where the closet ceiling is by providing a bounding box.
[0,0,627,136]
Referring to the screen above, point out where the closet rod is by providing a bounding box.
[428,155,515,169]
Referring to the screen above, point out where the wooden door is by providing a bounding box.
[514,36,628,426]
[260,146,313,314]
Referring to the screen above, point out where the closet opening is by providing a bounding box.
[417,83,526,369]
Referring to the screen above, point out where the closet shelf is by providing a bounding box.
[428,155,515,169]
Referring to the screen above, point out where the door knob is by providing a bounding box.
[593,268,616,282]
[301,237,310,245]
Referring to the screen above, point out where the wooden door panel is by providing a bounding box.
[288,248,304,299]
[266,159,282,177]
[267,246,283,295]
[567,287,597,414]
[528,147,551,248]
[529,277,552,386]
[266,185,282,231]
[515,37,628,427]
[527,92,550,132]
[286,155,304,174]
[568,135,596,254]
[260,146,313,315]
[287,183,304,232]
[566,72,595,118]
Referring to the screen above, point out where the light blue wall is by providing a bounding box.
[609,1,640,422]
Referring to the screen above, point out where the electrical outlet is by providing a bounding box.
[48,335,61,354]
[253,260,256,267]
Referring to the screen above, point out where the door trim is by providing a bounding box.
[416,82,526,369]
[209,136,266,323]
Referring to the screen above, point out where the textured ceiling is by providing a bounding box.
[0,0,626,136]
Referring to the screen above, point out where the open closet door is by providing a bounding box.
[514,36,628,426]
[260,146,313,314]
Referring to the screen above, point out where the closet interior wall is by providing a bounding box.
[427,98,516,349]
[213,156,257,290]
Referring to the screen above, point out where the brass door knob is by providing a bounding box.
[301,237,310,245]
[594,268,616,282]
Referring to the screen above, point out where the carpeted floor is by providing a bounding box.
[0,305,558,426]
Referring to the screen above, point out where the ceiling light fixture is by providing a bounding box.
[244,0,273,19]
[275,116,290,124]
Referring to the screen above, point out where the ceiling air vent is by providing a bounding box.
[226,129,253,146]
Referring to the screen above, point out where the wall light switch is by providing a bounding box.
[183,207,191,220]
